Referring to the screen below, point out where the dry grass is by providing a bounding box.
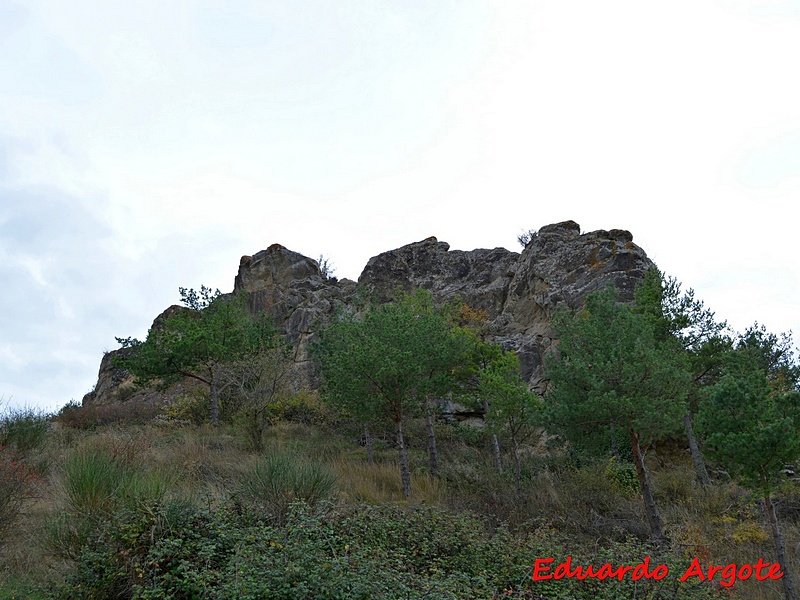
[1,415,798,600]
[332,457,444,505]
[659,475,800,600]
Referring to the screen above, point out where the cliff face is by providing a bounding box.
[84,221,653,405]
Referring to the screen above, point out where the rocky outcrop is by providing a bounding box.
[85,221,653,405]
[232,243,357,391]
[492,222,648,387]
[357,220,651,390]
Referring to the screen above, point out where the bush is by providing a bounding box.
[236,450,338,523]
[60,498,233,600]
[54,493,726,600]
[273,390,331,426]
[234,390,333,452]
[159,389,209,426]
[0,406,49,454]
[0,448,39,540]
[48,447,169,559]
[56,400,161,430]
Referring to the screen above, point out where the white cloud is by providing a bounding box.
[1,1,799,410]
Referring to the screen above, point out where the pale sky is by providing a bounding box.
[2,1,799,411]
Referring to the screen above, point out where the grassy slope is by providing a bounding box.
[0,403,798,599]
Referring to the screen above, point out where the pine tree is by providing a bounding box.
[313,289,464,497]
[546,285,690,540]
[634,268,732,485]
[115,286,275,425]
[697,342,800,600]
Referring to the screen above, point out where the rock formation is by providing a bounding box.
[84,221,654,406]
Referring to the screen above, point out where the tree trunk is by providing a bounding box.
[484,399,503,473]
[365,426,374,466]
[396,420,412,498]
[512,436,522,491]
[684,412,710,486]
[610,421,621,460]
[425,398,439,477]
[492,433,503,473]
[210,367,221,426]
[765,491,799,600]
[250,406,265,452]
[628,429,664,541]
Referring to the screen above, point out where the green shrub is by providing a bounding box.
[234,390,333,452]
[60,498,233,600]
[49,447,169,560]
[0,406,49,454]
[603,456,640,498]
[236,450,338,523]
[159,389,209,425]
[272,390,331,425]
[57,498,723,600]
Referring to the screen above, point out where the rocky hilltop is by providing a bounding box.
[84,221,653,406]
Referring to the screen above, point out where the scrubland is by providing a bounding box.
[0,398,797,599]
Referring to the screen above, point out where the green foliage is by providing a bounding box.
[633,268,733,414]
[696,349,800,493]
[59,498,235,599]
[546,285,690,450]
[315,289,465,423]
[737,323,800,392]
[634,268,728,351]
[226,345,295,451]
[0,406,49,455]
[603,456,640,498]
[314,289,469,495]
[546,285,692,539]
[158,388,209,425]
[115,286,277,424]
[49,447,169,559]
[479,349,542,486]
[260,390,331,426]
[480,351,541,437]
[236,450,338,524]
[56,498,720,600]
[60,450,133,517]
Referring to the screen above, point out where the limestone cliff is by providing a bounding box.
[84,221,653,406]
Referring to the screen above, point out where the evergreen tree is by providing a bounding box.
[479,350,541,489]
[115,286,275,425]
[313,289,463,497]
[634,268,732,484]
[546,285,690,540]
[697,339,800,600]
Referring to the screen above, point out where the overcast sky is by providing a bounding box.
[2,1,799,412]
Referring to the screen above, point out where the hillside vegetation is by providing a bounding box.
[1,270,798,599]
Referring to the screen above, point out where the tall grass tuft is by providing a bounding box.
[237,449,337,523]
[332,458,443,504]
[48,447,170,559]
[61,449,131,517]
[0,406,50,455]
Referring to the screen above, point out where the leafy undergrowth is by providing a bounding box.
[50,499,722,600]
[0,406,795,599]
